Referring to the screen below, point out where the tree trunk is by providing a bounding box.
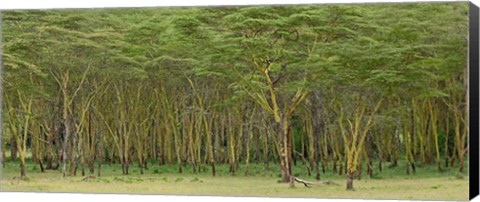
[20,157,26,178]
[62,118,70,177]
[280,161,291,183]
[38,158,45,173]
[378,158,382,172]
[96,130,102,177]
[123,156,129,175]
[1,150,5,168]
[339,157,343,176]
[458,153,464,172]
[391,132,399,167]
[314,130,320,180]
[279,118,291,183]
[444,118,450,168]
[88,160,94,174]
[69,159,75,176]
[46,131,54,169]
[10,135,17,161]
[403,126,411,175]
[245,131,250,176]
[138,157,144,175]
[346,171,354,190]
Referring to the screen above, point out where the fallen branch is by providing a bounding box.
[82,176,97,181]
[289,176,339,188]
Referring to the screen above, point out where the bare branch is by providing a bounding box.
[69,63,91,106]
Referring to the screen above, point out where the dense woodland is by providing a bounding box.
[1,3,468,190]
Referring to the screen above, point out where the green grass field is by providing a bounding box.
[0,158,469,201]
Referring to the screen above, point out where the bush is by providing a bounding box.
[174,177,183,182]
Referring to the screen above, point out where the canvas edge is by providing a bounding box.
[469,1,480,201]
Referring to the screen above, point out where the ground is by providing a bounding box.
[0,159,469,201]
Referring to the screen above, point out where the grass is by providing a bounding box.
[0,158,469,201]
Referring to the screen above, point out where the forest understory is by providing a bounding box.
[0,156,469,200]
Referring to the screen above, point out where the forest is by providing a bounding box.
[0,2,470,200]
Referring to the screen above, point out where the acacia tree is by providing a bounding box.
[217,6,329,182]
[2,11,51,177]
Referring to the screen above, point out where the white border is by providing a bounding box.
[0,0,478,202]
